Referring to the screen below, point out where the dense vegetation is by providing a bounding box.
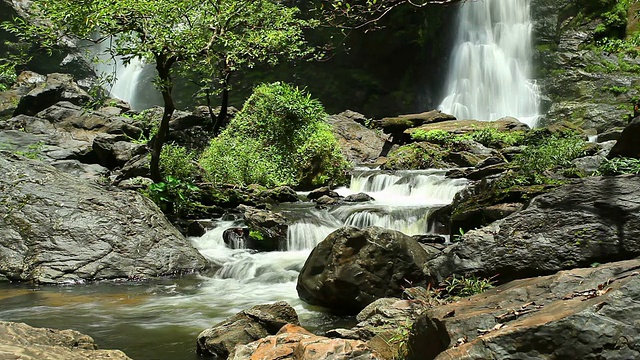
[200,82,350,189]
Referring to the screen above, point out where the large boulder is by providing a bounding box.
[196,301,299,359]
[428,175,640,283]
[405,117,529,137]
[408,259,640,360]
[243,207,289,251]
[0,152,207,283]
[326,111,392,165]
[607,116,640,159]
[231,324,382,360]
[13,73,91,116]
[297,226,434,314]
[0,321,131,360]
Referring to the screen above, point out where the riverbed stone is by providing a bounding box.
[409,259,640,360]
[297,226,434,314]
[230,324,382,360]
[0,151,207,283]
[428,175,640,283]
[326,111,392,164]
[243,207,288,251]
[196,301,299,359]
[0,321,132,360]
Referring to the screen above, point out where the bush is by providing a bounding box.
[410,129,457,145]
[0,59,17,92]
[468,128,525,148]
[200,82,350,188]
[159,143,198,182]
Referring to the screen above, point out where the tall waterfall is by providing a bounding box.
[438,0,540,128]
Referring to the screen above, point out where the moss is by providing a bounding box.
[382,142,449,170]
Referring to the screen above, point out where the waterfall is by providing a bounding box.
[438,0,540,128]
[93,40,161,110]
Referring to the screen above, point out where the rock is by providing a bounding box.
[344,193,375,202]
[377,110,457,140]
[409,259,640,360]
[405,118,529,138]
[243,207,288,251]
[481,202,524,222]
[382,142,453,170]
[223,228,249,249]
[307,186,340,200]
[231,324,382,360]
[297,226,434,314]
[326,111,393,164]
[0,152,207,283]
[429,176,640,283]
[571,154,606,175]
[412,234,446,245]
[13,73,91,116]
[597,127,624,142]
[196,301,299,359]
[257,186,299,203]
[114,154,151,181]
[314,195,340,206]
[608,117,640,159]
[0,321,132,360]
[92,133,147,169]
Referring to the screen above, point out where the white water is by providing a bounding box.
[439,0,540,128]
[93,40,161,110]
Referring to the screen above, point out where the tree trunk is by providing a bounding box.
[150,55,176,183]
[213,71,231,135]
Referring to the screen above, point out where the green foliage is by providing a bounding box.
[383,142,447,170]
[410,128,525,149]
[604,85,631,95]
[0,59,17,92]
[159,143,198,182]
[15,142,45,160]
[499,133,587,187]
[200,82,350,188]
[249,230,265,241]
[440,274,495,298]
[410,129,457,145]
[143,175,199,217]
[596,157,640,175]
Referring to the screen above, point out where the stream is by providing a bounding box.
[0,169,466,360]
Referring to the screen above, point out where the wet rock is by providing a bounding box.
[409,259,640,360]
[608,117,640,159]
[429,176,640,283]
[223,228,249,249]
[314,195,340,206]
[326,111,392,164]
[0,152,207,283]
[307,186,340,200]
[0,321,132,360]
[243,207,288,251]
[297,226,434,314]
[257,186,299,203]
[412,234,446,245]
[13,73,91,116]
[344,193,375,203]
[196,301,299,359]
[231,324,382,360]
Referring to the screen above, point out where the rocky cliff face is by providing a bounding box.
[532,0,640,132]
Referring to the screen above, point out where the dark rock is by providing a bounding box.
[572,154,606,175]
[114,154,151,182]
[481,202,524,222]
[344,193,375,202]
[13,73,91,116]
[307,186,340,200]
[0,321,132,359]
[187,221,207,237]
[243,207,288,251]
[0,152,207,283]
[464,163,507,180]
[297,226,434,314]
[429,176,640,283]
[223,228,248,249]
[412,234,446,245]
[257,186,299,203]
[315,195,339,206]
[608,117,640,159]
[377,110,457,139]
[597,128,624,142]
[326,111,393,164]
[409,259,640,360]
[92,133,147,169]
[196,301,299,359]
[475,156,504,168]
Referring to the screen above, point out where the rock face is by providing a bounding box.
[13,73,91,116]
[297,226,434,314]
[231,324,382,360]
[531,0,640,131]
[0,321,132,360]
[408,259,640,360]
[428,176,640,283]
[0,152,207,283]
[326,111,392,164]
[196,301,299,359]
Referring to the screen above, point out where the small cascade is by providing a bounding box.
[438,0,540,127]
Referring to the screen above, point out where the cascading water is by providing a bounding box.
[438,0,540,128]
[93,40,162,110]
[0,169,466,359]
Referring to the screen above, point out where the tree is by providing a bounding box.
[5,0,315,182]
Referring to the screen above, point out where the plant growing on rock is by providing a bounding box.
[596,157,640,175]
[199,82,350,188]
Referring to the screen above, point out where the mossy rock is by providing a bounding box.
[382,142,452,170]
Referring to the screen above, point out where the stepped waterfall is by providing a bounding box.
[438,0,541,127]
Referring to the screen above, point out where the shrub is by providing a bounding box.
[143,175,200,217]
[468,128,525,148]
[440,274,495,298]
[0,58,17,92]
[410,129,457,145]
[200,82,350,188]
[159,143,198,182]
